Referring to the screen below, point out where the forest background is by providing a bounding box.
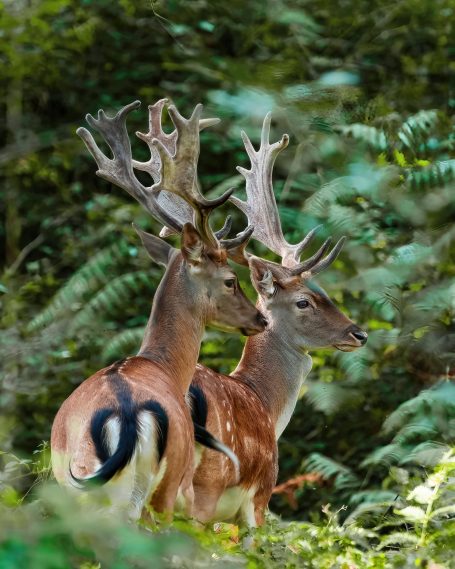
[0,0,454,567]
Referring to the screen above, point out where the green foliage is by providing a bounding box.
[304,453,359,490]
[28,239,135,333]
[1,0,454,565]
[363,381,455,468]
[101,326,146,363]
[0,485,197,569]
[1,450,454,568]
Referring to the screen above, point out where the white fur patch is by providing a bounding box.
[215,486,256,522]
[105,416,121,455]
[275,353,313,438]
[187,243,203,262]
[194,443,203,469]
[100,409,166,521]
[259,270,276,297]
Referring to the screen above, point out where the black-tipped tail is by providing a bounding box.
[189,384,240,481]
[69,361,169,488]
[70,407,140,487]
[69,402,168,488]
[194,424,240,482]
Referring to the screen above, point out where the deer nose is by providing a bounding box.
[348,326,368,345]
[256,313,268,328]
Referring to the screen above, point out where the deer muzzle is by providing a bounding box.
[241,312,268,336]
[334,324,368,351]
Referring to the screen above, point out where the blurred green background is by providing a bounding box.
[0,0,454,566]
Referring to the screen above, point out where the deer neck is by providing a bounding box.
[138,258,205,394]
[232,324,312,438]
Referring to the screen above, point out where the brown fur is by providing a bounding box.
[190,260,366,527]
[192,364,277,525]
[51,357,193,513]
[51,229,266,520]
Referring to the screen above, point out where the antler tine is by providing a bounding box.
[289,238,332,275]
[134,99,222,185]
[151,102,233,248]
[215,216,233,240]
[232,113,333,270]
[292,224,323,263]
[300,237,347,277]
[77,100,181,233]
[222,224,255,250]
[132,103,224,240]
[219,225,255,267]
[230,113,289,257]
[133,99,176,183]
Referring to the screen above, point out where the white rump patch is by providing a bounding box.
[102,409,166,521]
[105,416,121,455]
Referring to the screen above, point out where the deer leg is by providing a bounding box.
[253,495,268,527]
[237,495,256,549]
[180,468,195,518]
[240,492,270,549]
[150,469,183,521]
[239,497,257,528]
[254,491,272,527]
[192,484,224,524]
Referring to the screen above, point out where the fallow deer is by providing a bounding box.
[156,113,368,526]
[50,100,267,521]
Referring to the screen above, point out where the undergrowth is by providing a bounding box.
[0,446,454,568]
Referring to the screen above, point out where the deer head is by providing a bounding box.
[231,112,367,351]
[77,100,266,336]
[248,255,366,351]
[135,222,266,336]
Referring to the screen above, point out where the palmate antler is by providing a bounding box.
[77,99,245,249]
[234,113,346,275]
[133,99,221,239]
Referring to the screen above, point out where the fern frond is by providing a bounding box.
[304,452,359,489]
[101,327,145,364]
[349,489,398,507]
[326,204,369,233]
[344,500,399,527]
[407,159,455,191]
[398,110,439,150]
[392,420,439,446]
[383,381,455,434]
[376,532,419,550]
[389,243,432,267]
[412,280,454,314]
[279,206,315,236]
[305,382,361,415]
[338,123,387,151]
[337,349,370,383]
[28,240,133,332]
[304,177,358,217]
[69,271,156,334]
[348,266,406,294]
[361,443,410,468]
[400,441,450,466]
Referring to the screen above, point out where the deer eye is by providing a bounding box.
[224,278,236,288]
[296,299,310,309]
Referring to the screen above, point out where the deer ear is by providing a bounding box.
[181,223,204,265]
[133,224,173,267]
[248,257,276,298]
